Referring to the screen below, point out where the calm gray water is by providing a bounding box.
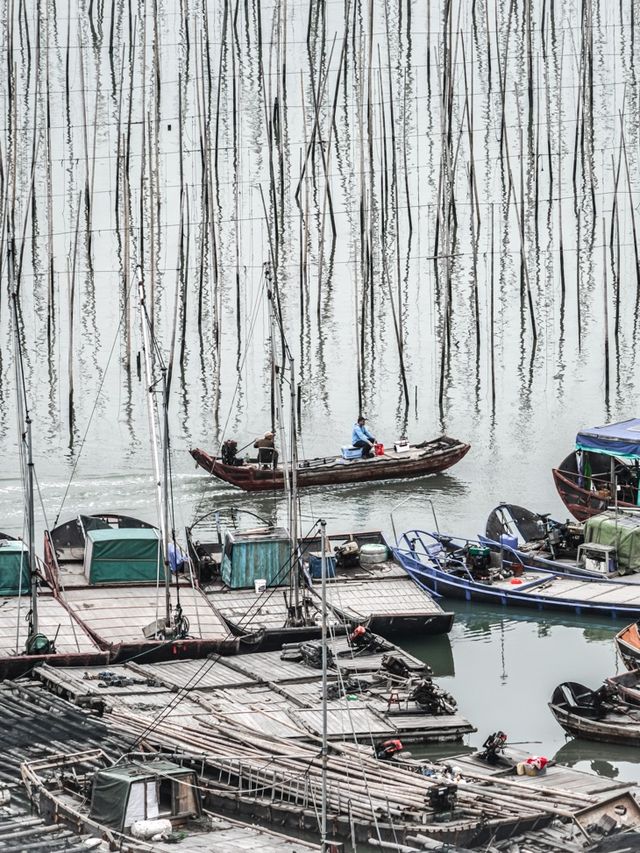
[0,0,638,783]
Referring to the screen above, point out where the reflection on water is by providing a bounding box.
[405,602,640,783]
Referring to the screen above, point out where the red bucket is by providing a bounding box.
[374,443,384,456]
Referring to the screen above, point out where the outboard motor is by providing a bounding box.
[335,539,360,568]
[477,730,508,765]
[465,545,491,579]
[221,439,241,466]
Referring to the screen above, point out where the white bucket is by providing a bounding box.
[254,579,267,593]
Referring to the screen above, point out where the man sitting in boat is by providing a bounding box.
[352,416,377,458]
[254,431,278,467]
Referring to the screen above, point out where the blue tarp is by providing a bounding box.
[576,419,640,459]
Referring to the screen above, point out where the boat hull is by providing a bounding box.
[190,436,470,491]
[552,452,637,521]
[395,545,640,619]
[615,623,640,669]
[549,701,640,745]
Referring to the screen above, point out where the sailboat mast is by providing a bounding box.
[138,275,171,627]
[9,242,38,640]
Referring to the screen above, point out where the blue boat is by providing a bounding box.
[394,529,640,619]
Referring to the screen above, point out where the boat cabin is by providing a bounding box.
[0,540,29,596]
[221,527,292,589]
[83,528,161,584]
[45,514,161,587]
[89,759,201,832]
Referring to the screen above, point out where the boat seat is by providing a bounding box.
[257,447,277,467]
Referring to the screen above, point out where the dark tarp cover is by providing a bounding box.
[89,760,191,830]
[0,541,30,596]
[584,511,640,575]
[576,419,640,459]
[84,528,161,584]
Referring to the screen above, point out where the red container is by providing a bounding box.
[374,443,384,456]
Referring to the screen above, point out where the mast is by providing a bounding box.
[265,264,300,620]
[138,272,172,629]
[9,238,39,646]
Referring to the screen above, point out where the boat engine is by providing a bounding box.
[478,730,508,764]
[375,738,405,760]
[465,545,491,579]
[427,784,457,815]
[221,439,242,466]
[335,539,360,568]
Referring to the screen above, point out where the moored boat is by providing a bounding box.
[190,434,470,492]
[553,419,640,521]
[395,529,640,618]
[187,513,453,647]
[300,529,454,637]
[615,621,640,669]
[482,503,640,579]
[549,681,640,745]
[21,749,321,852]
[44,513,237,662]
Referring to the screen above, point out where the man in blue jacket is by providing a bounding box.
[352,416,377,458]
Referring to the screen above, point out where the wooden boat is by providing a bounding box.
[0,535,107,678]
[44,513,238,662]
[605,669,640,706]
[190,434,470,492]
[553,419,640,521]
[187,513,453,647]
[21,749,321,852]
[395,529,640,618]
[615,621,640,669]
[484,503,585,568]
[549,681,640,745]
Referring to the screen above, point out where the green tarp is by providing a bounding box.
[84,528,161,584]
[0,541,30,596]
[584,511,640,575]
[221,527,292,589]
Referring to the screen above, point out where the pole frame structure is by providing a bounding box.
[320,518,328,852]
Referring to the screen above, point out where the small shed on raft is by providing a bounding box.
[89,759,200,831]
[221,527,292,589]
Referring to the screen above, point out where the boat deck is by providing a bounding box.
[491,572,640,606]
[0,592,100,655]
[36,636,475,744]
[59,585,230,645]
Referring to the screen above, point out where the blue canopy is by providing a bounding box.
[576,419,640,459]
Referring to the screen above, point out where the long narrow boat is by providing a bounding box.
[483,502,640,583]
[553,419,640,521]
[22,749,321,853]
[190,435,470,491]
[395,529,640,618]
[44,513,238,662]
[549,681,640,745]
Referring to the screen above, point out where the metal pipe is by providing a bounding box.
[320,518,328,853]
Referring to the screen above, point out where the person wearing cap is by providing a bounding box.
[254,431,278,467]
[352,416,376,458]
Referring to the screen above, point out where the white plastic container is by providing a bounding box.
[359,543,388,564]
[254,578,267,593]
